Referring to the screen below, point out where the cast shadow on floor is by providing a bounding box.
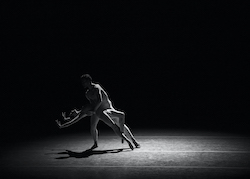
[55,148,130,159]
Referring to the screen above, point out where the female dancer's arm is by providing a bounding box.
[56,104,94,128]
[56,113,88,128]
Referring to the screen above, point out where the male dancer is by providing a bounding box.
[57,74,140,150]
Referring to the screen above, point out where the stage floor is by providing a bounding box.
[1,129,250,178]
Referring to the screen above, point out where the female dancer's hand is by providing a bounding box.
[62,112,67,119]
[55,120,62,128]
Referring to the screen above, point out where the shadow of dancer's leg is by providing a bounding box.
[56,148,129,159]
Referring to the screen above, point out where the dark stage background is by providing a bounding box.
[1,1,249,140]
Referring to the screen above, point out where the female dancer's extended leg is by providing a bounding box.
[106,109,125,143]
[97,110,134,150]
[110,111,140,148]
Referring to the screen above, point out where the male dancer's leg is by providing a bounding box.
[90,115,99,150]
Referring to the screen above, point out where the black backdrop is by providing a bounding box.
[2,1,249,139]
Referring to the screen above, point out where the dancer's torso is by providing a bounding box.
[85,83,113,110]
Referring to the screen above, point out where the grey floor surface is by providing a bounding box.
[1,130,250,178]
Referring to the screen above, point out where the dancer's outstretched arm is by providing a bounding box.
[56,111,95,128]
[56,113,87,128]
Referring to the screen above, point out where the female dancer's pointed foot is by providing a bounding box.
[134,142,141,148]
[121,139,124,143]
[90,143,98,150]
[128,141,134,150]
[132,139,140,148]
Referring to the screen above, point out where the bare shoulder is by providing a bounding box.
[93,83,103,93]
[94,83,102,90]
[94,83,108,95]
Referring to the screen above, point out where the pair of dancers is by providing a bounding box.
[56,74,140,150]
